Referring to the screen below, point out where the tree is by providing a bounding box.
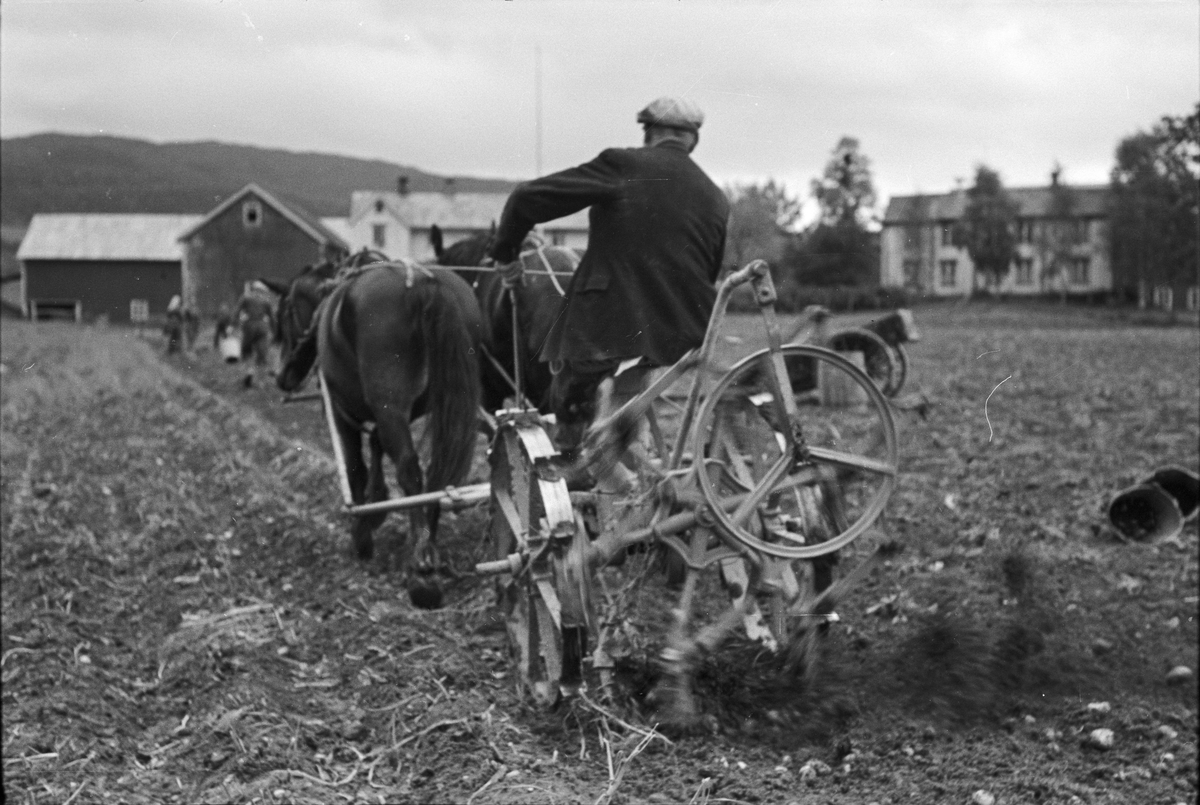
[954,165,1019,292]
[1033,163,1083,301]
[788,137,880,287]
[1109,103,1200,308]
[786,220,879,287]
[724,180,803,270]
[811,136,877,228]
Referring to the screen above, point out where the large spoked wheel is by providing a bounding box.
[826,327,899,397]
[488,413,590,707]
[693,345,899,561]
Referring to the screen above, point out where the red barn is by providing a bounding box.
[16,213,201,322]
[179,183,348,316]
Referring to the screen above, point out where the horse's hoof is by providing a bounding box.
[352,532,374,561]
[408,582,443,610]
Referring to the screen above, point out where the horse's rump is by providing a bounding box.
[317,264,484,490]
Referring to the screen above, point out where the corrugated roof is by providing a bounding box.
[884,184,1110,223]
[17,213,202,261]
[349,191,589,231]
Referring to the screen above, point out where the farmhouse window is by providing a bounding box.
[375,199,385,213]
[1016,219,1035,244]
[902,259,921,288]
[938,260,957,287]
[372,224,387,249]
[1153,286,1174,311]
[904,226,921,249]
[1187,286,1199,312]
[243,200,263,229]
[939,223,956,247]
[1015,258,1034,286]
[129,299,150,323]
[1068,257,1090,285]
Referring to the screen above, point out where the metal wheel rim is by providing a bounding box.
[692,344,899,560]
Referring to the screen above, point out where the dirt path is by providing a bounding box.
[2,312,1197,805]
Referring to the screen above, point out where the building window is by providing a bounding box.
[1068,257,1090,285]
[1153,286,1174,311]
[374,199,385,213]
[372,224,386,249]
[1015,258,1034,286]
[550,232,566,246]
[904,226,922,249]
[902,259,921,288]
[938,260,957,287]
[1186,286,1199,312]
[243,200,263,228]
[129,299,149,323]
[1015,219,1035,244]
[939,222,956,248]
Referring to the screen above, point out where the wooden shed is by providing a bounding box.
[16,213,201,322]
[178,183,348,316]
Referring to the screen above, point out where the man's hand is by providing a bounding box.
[496,258,525,288]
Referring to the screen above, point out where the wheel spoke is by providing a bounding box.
[805,445,897,477]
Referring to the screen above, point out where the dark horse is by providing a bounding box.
[431,227,583,435]
[265,256,485,608]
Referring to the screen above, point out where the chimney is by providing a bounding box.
[444,177,456,195]
[1050,163,1061,187]
[398,175,409,196]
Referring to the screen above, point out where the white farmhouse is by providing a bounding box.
[326,178,589,261]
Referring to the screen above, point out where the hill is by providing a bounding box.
[0,132,519,228]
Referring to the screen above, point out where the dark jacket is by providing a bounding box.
[491,141,729,367]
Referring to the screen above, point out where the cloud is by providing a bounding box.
[2,0,1196,204]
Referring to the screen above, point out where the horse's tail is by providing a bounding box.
[422,280,482,492]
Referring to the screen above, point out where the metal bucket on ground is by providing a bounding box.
[1142,466,1200,522]
[219,333,242,363]
[1108,483,1184,543]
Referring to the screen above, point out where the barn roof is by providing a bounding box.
[883,185,1110,224]
[17,213,202,261]
[177,183,349,249]
[319,217,355,245]
[349,191,589,231]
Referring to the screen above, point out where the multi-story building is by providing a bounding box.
[880,182,1112,298]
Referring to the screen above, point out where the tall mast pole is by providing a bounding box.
[535,45,543,177]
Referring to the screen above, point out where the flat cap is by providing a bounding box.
[636,96,704,131]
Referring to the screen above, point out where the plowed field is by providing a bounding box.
[3,305,1197,805]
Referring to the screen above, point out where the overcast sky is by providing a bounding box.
[2,0,1197,220]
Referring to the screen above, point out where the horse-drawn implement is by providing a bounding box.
[277,248,913,724]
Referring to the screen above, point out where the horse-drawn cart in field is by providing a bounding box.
[281,252,918,723]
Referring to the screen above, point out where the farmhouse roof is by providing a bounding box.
[883,184,1110,224]
[177,183,349,249]
[17,213,202,261]
[349,191,589,231]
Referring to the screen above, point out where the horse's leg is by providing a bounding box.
[334,418,375,560]
[359,427,390,563]
[373,414,442,607]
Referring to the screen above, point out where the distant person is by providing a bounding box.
[235,282,276,388]
[163,295,184,355]
[488,96,729,492]
[182,305,200,353]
